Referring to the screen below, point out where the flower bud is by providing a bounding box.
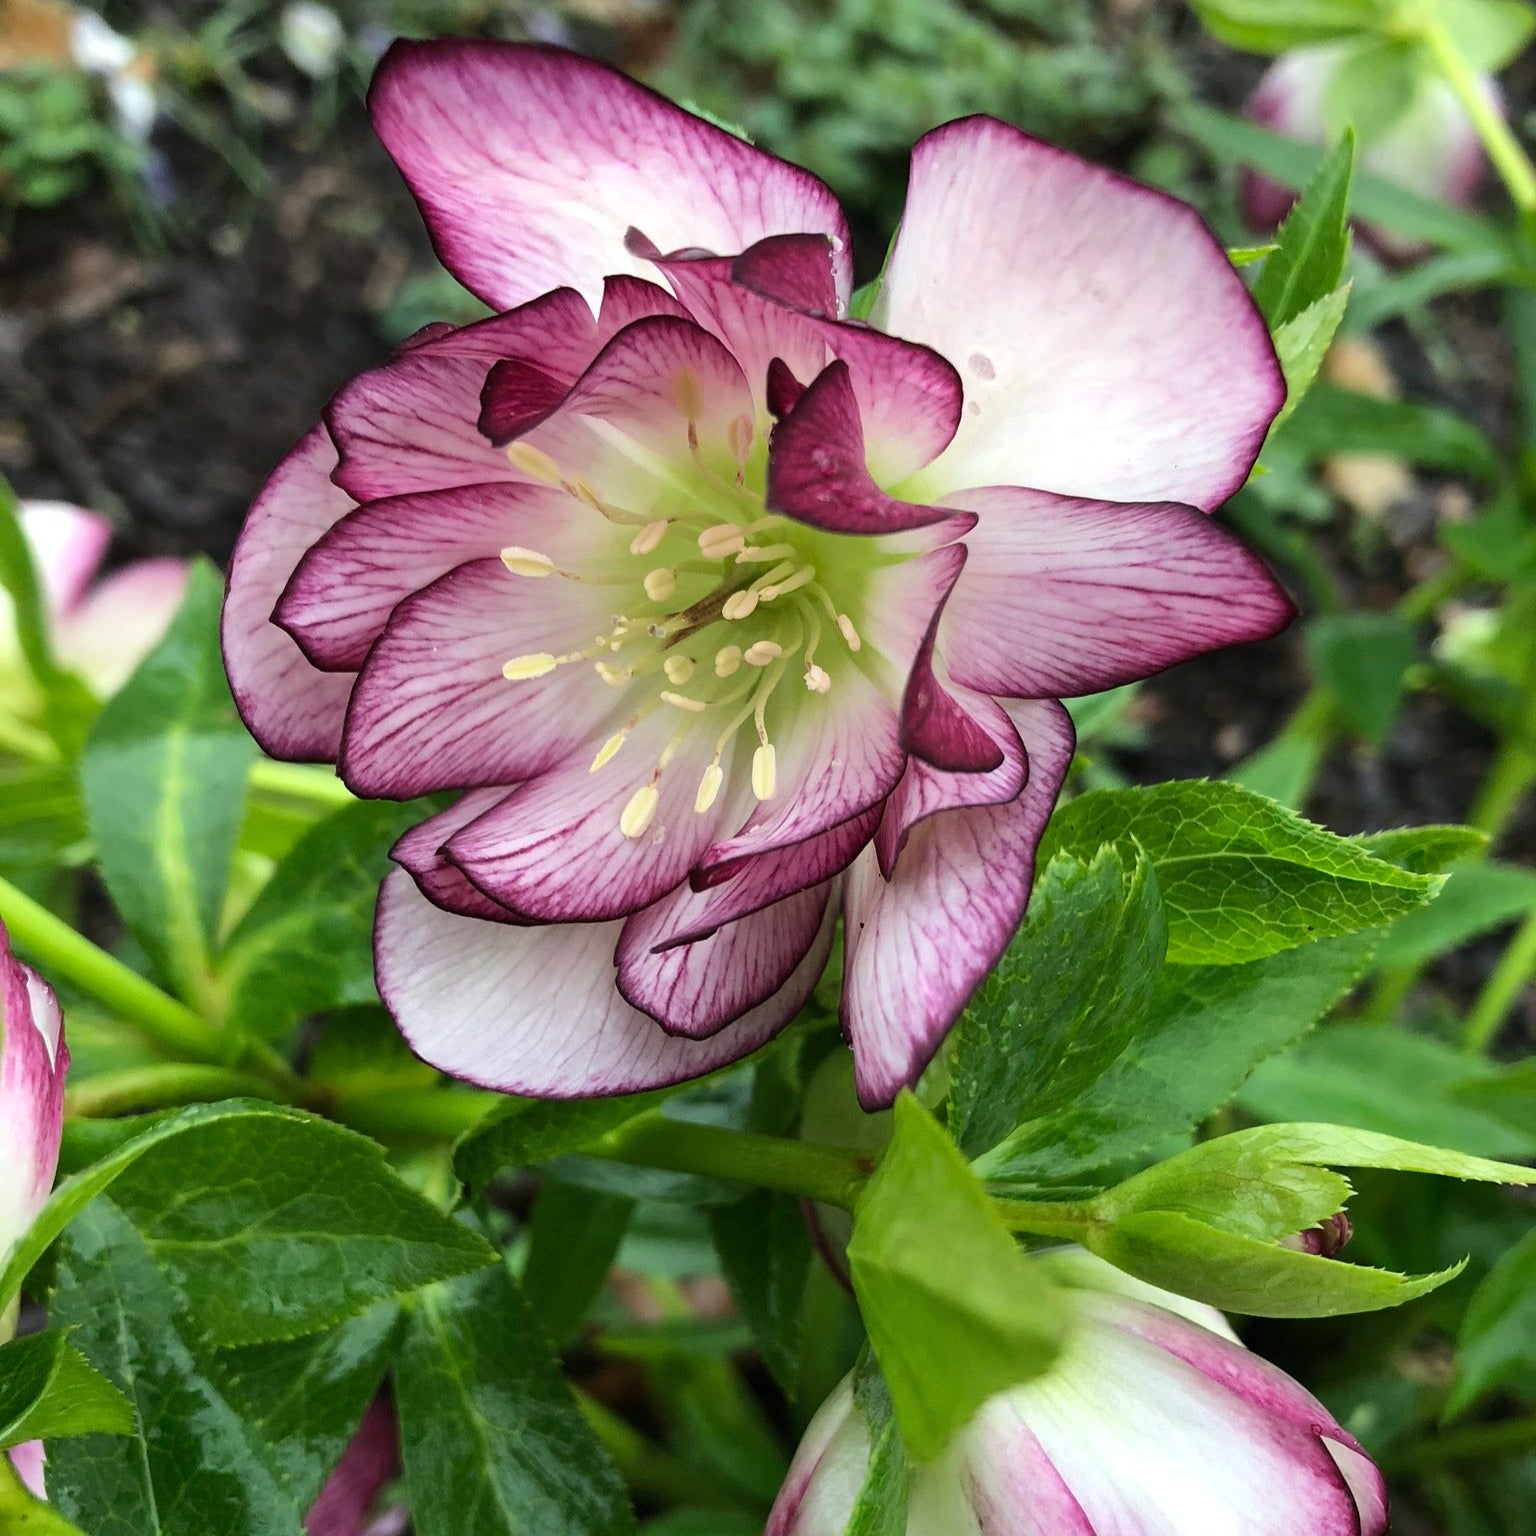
[1241,42,1497,259]
[1281,1211,1354,1259]
[769,1251,1387,1535]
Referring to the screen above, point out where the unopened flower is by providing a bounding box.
[1242,42,1495,258]
[1,920,68,1503]
[768,1251,1387,1536]
[1,501,188,705]
[1281,1211,1354,1259]
[223,41,1291,1106]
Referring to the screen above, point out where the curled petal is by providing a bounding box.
[841,699,1073,1108]
[221,424,357,761]
[16,501,110,618]
[304,1398,401,1536]
[57,557,189,696]
[369,39,852,311]
[391,790,525,925]
[876,116,1283,509]
[731,232,841,316]
[938,485,1296,699]
[376,871,814,1095]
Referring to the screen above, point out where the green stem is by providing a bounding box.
[1390,1413,1536,1471]
[335,1086,502,1142]
[1467,736,1536,839]
[0,874,211,1059]
[991,1196,1099,1241]
[1421,23,1536,218]
[594,1114,873,1208]
[1464,905,1536,1053]
[65,1063,299,1118]
[247,757,355,808]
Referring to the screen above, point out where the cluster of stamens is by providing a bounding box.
[496,429,863,839]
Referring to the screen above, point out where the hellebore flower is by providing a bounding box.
[304,1398,406,1536]
[768,1251,1387,1536]
[222,40,1292,1106]
[1,501,189,704]
[1,920,69,1501]
[1242,42,1494,257]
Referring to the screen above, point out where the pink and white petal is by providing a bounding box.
[478,360,570,445]
[768,361,952,535]
[840,699,1073,1108]
[696,661,905,880]
[0,925,68,1258]
[616,882,832,1037]
[369,40,852,312]
[1007,1327,1364,1536]
[957,1412,1093,1536]
[445,713,737,923]
[938,485,1295,699]
[376,870,814,1095]
[598,274,692,333]
[17,501,111,618]
[391,789,525,925]
[876,688,1026,876]
[731,233,841,317]
[304,1398,400,1536]
[1325,1440,1390,1536]
[8,1442,46,1501]
[277,481,583,672]
[765,1380,868,1536]
[326,353,515,503]
[56,557,189,696]
[875,117,1283,510]
[221,424,358,762]
[340,558,617,798]
[417,287,599,374]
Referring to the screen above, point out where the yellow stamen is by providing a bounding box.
[752,743,777,801]
[644,567,677,603]
[619,784,660,839]
[629,520,669,556]
[695,761,724,813]
[505,442,563,486]
[590,731,628,772]
[500,545,555,577]
[502,652,557,680]
[722,590,760,621]
[715,645,743,677]
[664,655,696,685]
[660,690,707,713]
[744,640,784,667]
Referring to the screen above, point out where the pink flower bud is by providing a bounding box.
[1280,1211,1355,1259]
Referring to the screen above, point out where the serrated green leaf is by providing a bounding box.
[397,1256,636,1536]
[1448,1228,1536,1419]
[1038,781,1436,964]
[847,1096,1064,1461]
[46,1200,311,1536]
[78,562,254,1001]
[521,1182,633,1347]
[950,848,1167,1159]
[1271,283,1351,430]
[215,799,429,1038]
[980,932,1378,1187]
[1253,130,1355,328]
[454,1090,672,1190]
[0,1332,136,1449]
[1352,824,1487,874]
[846,1366,908,1536]
[1187,0,1392,52]
[0,1450,87,1535]
[1307,611,1418,741]
[707,1189,810,1395]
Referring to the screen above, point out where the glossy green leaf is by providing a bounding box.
[847,1096,1064,1460]
[1038,780,1437,964]
[1187,0,1391,52]
[1449,1228,1536,1419]
[521,1182,633,1347]
[396,1256,636,1536]
[950,848,1167,1159]
[0,1451,86,1535]
[0,1332,136,1449]
[78,562,254,1000]
[1352,824,1487,874]
[707,1189,811,1395]
[1253,129,1355,329]
[454,1090,671,1190]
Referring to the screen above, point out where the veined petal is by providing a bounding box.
[1325,1440,1390,1536]
[56,557,189,697]
[369,39,852,312]
[340,558,618,798]
[876,687,1026,877]
[415,286,599,372]
[768,361,953,535]
[276,481,580,671]
[391,789,526,925]
[0,923,68,1260]
[875,117,1283,510]
[938,485,1295,699]
[445,713,737,923]
[17,501,110,618]
[221,424,357,761]
[959,1417,1093,1536]
[841,698,1073,1108]
[616,882,834,1038]
[765,1380,870,1536]
[732,233,841,316]
[376,871,808,1095]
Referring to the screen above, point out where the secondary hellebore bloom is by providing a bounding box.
[768,1252,1387,1536]
[1,920,69,1501]
[1,501,189,703]
[1242,42,1495,257]
[222,40,1292,1106]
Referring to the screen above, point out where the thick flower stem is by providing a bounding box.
[65,1063,301,1118]
[1420,23,1536,222]
[1463,905,1536,1052]
[592,1113,874,1209]
[247,757,356,807]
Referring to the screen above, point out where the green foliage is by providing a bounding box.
[845,1365,909,1536]
[847,1097,1064,1460]
[1281,383,1503,479]
[396,1256,636,1536]
[1253,130,1355,330]
[1307,612,1418,742]
[521,1183,634,1347]
[1187,0,1392,53]
[708,1189,811,1396]
[1449,1228,1536,1418]
[0,1332,136,1449]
